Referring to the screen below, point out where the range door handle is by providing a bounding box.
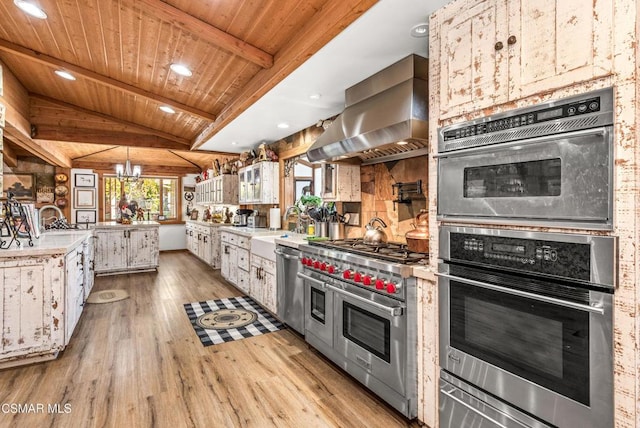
[440,386,529,428]
[327,284,404,317]
[435,272,605,315]
[274,249,300,260]
[296,272,327,289]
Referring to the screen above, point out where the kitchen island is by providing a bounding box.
[93,221,160,275]
[0,230,93,369]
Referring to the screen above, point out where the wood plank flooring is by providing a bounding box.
[0,251,421,428]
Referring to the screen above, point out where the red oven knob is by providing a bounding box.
[375,279,385,290]
[386,283,398,294]
[320,263,327,271]
[353,272,362,283]
[305,258,312,266]
[328,265,336,274]
[362,275,372,286]
[343,270,352,280]
[300,257,307,265]
[313,261,320,269]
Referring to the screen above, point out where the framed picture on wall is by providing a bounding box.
[75,210,96,224]
[74,188,96,209]
[3,173,35,200]
[75,173,95,187]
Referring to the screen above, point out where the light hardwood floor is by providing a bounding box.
[0,251,421,428]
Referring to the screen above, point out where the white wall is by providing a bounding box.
[159,224,186,251]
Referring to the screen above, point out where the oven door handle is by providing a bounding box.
[435,272,604,315]
[327,285,405,317]
[433,126,607,158]
[296,272,327,289]
[274,249,299,260]
[440,387,527,428]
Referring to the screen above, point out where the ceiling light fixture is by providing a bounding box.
[54,70,76,81]
[397,141,409,145]
[116,147,141,183]
[13,0,47,19]
[170,63,192,77]
[410,23,429,38]
[277,122,290,129]
[159,106,176,114]
[309,93,322,100]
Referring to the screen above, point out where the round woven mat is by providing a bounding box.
[86,289,130,304]
[196,308,257,330]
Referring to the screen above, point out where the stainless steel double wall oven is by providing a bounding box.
[436,88,617,428]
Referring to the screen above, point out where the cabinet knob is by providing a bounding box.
[494,41,504,51]
[507,35,517,45]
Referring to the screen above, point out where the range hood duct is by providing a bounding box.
[307,54,428,164]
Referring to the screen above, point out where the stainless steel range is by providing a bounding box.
[297,239,427,419]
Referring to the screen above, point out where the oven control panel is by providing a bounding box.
[443,95,602,141]
[452,233,590,280]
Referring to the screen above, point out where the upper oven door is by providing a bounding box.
[299,271,333,349]
[331,283,407,395]
[437,127,613,229]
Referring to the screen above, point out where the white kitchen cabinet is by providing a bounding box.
[195,175,238,205]
[321,163,361,201]
[0,232,94,369]
[94,223,160,275]
[238,162,279,204]
[433,0,614,119]
[83,235,95,300]
[250,255,277,313]
[220,230,251,290]
[186,221,222,268]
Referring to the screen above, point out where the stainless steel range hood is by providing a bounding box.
[307,54,428,164]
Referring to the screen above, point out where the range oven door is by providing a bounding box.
[299,271,333,349]
[331,283,407,395]
[438,263,613,428]
[437,127,613,228]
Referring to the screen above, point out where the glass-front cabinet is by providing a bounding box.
[195,175,238,205]
[238,162,279,204]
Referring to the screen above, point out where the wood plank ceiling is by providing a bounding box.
[0,0,377,173]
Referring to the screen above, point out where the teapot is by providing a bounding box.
[363,217,388,245]
[405,209,429,253]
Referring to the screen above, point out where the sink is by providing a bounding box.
[250,235,280,261]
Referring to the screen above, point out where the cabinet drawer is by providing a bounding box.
[237,269,250,293]
[237,248,250,271]
[220,232,232,244]
[262,259,276,276]
[237,236,250,249]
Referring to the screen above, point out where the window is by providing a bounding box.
[104,176,179,221]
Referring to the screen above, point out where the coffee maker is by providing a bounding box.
[233,209,254,227]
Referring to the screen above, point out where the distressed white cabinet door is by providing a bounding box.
[221,242,231,280]
[128,228,159,270]
[508,0,613,100]
[437,0,508,119]
[210,229,221,269]
[227,245,238,285]
[83,236,95,300]
[65,248,84,344]
[0,255,64,359]
[237,268,250,294]
[250,260,262,301]
[94,230,127,273]
[262,259,277,313]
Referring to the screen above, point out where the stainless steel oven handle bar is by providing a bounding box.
[440,387,518,428]
[435,272,604,315]
[326,284,405,317]
[296,272,327,288]
[433,127,607,158]
[274,249,299,260]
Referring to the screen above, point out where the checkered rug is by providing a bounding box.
[184,295,284,346]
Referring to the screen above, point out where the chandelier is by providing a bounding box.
[115,147,141,182]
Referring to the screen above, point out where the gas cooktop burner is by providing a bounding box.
[309,238,428,264]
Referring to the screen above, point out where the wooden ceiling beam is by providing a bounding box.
[0,38,216,121]
[30,94,191,146]
[32,126,190,150]
[72,161,200,175]
[1,140,18,167]
[3,124,72,167]
[191,0,377,149]
[132,0,273,69]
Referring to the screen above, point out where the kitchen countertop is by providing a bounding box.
[186,220,231,227]
[0,230,92,257]
[274,233,309,249]
[219,226,284,238]
[412,265,435,281]
[93,221,160,228]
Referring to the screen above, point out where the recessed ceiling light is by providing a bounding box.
[54,70,76,81]
[170,63,192,77]
[277,122,290,129]
[231,141,237,145]
[410,23,429,38]
[159,106,176,114]
[309,93,322,100]
[397,141,409,145]
[14,1,47,19]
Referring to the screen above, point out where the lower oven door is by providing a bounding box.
[331,283,407,395]
[299,271,333,349]
[438,263,613,428]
